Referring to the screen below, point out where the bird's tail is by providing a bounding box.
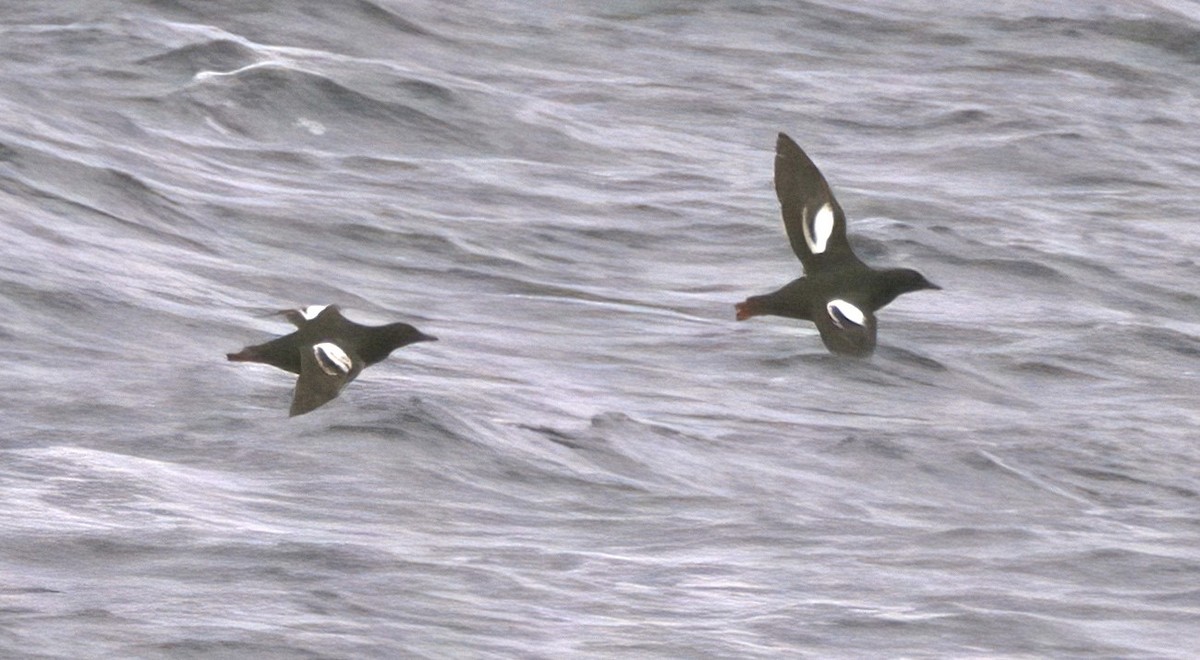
[735,298,761,321]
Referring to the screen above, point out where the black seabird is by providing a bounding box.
[227,305,436,416]
[736,133,940,357]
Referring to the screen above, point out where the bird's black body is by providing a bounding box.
[736,133,939,357]
[227,305,436,416]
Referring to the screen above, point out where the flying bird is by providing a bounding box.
[736,133,940,357]
[227,305,436,416]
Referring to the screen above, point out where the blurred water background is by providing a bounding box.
[2,0,1200,657]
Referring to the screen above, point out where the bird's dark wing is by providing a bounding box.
[280,310,308,328]
[813,298,876,358]
[289,340,362,417]
[310,304,346,327]
[280,305,340,328]
[774,133,863,274]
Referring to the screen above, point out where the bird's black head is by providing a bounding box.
[870,268,940,310]
[359,323,437,366]
[384,323,438,348]
[892,268,941,294]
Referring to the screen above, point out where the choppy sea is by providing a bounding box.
[3,1,1200,657]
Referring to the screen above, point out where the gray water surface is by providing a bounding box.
[2,1,1199,657]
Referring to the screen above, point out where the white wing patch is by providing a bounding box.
[803,203,835,254]
[301,305,328,320]
[826,299,866,329]
[313,342,352,376]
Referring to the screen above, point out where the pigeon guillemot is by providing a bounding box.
[735,133,940,357]
[227,305,436,416]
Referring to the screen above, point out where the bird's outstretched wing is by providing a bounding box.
[289,341,362,416]
[280,304,339,328]
[813,298,876,358]
[774,133,863,274]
